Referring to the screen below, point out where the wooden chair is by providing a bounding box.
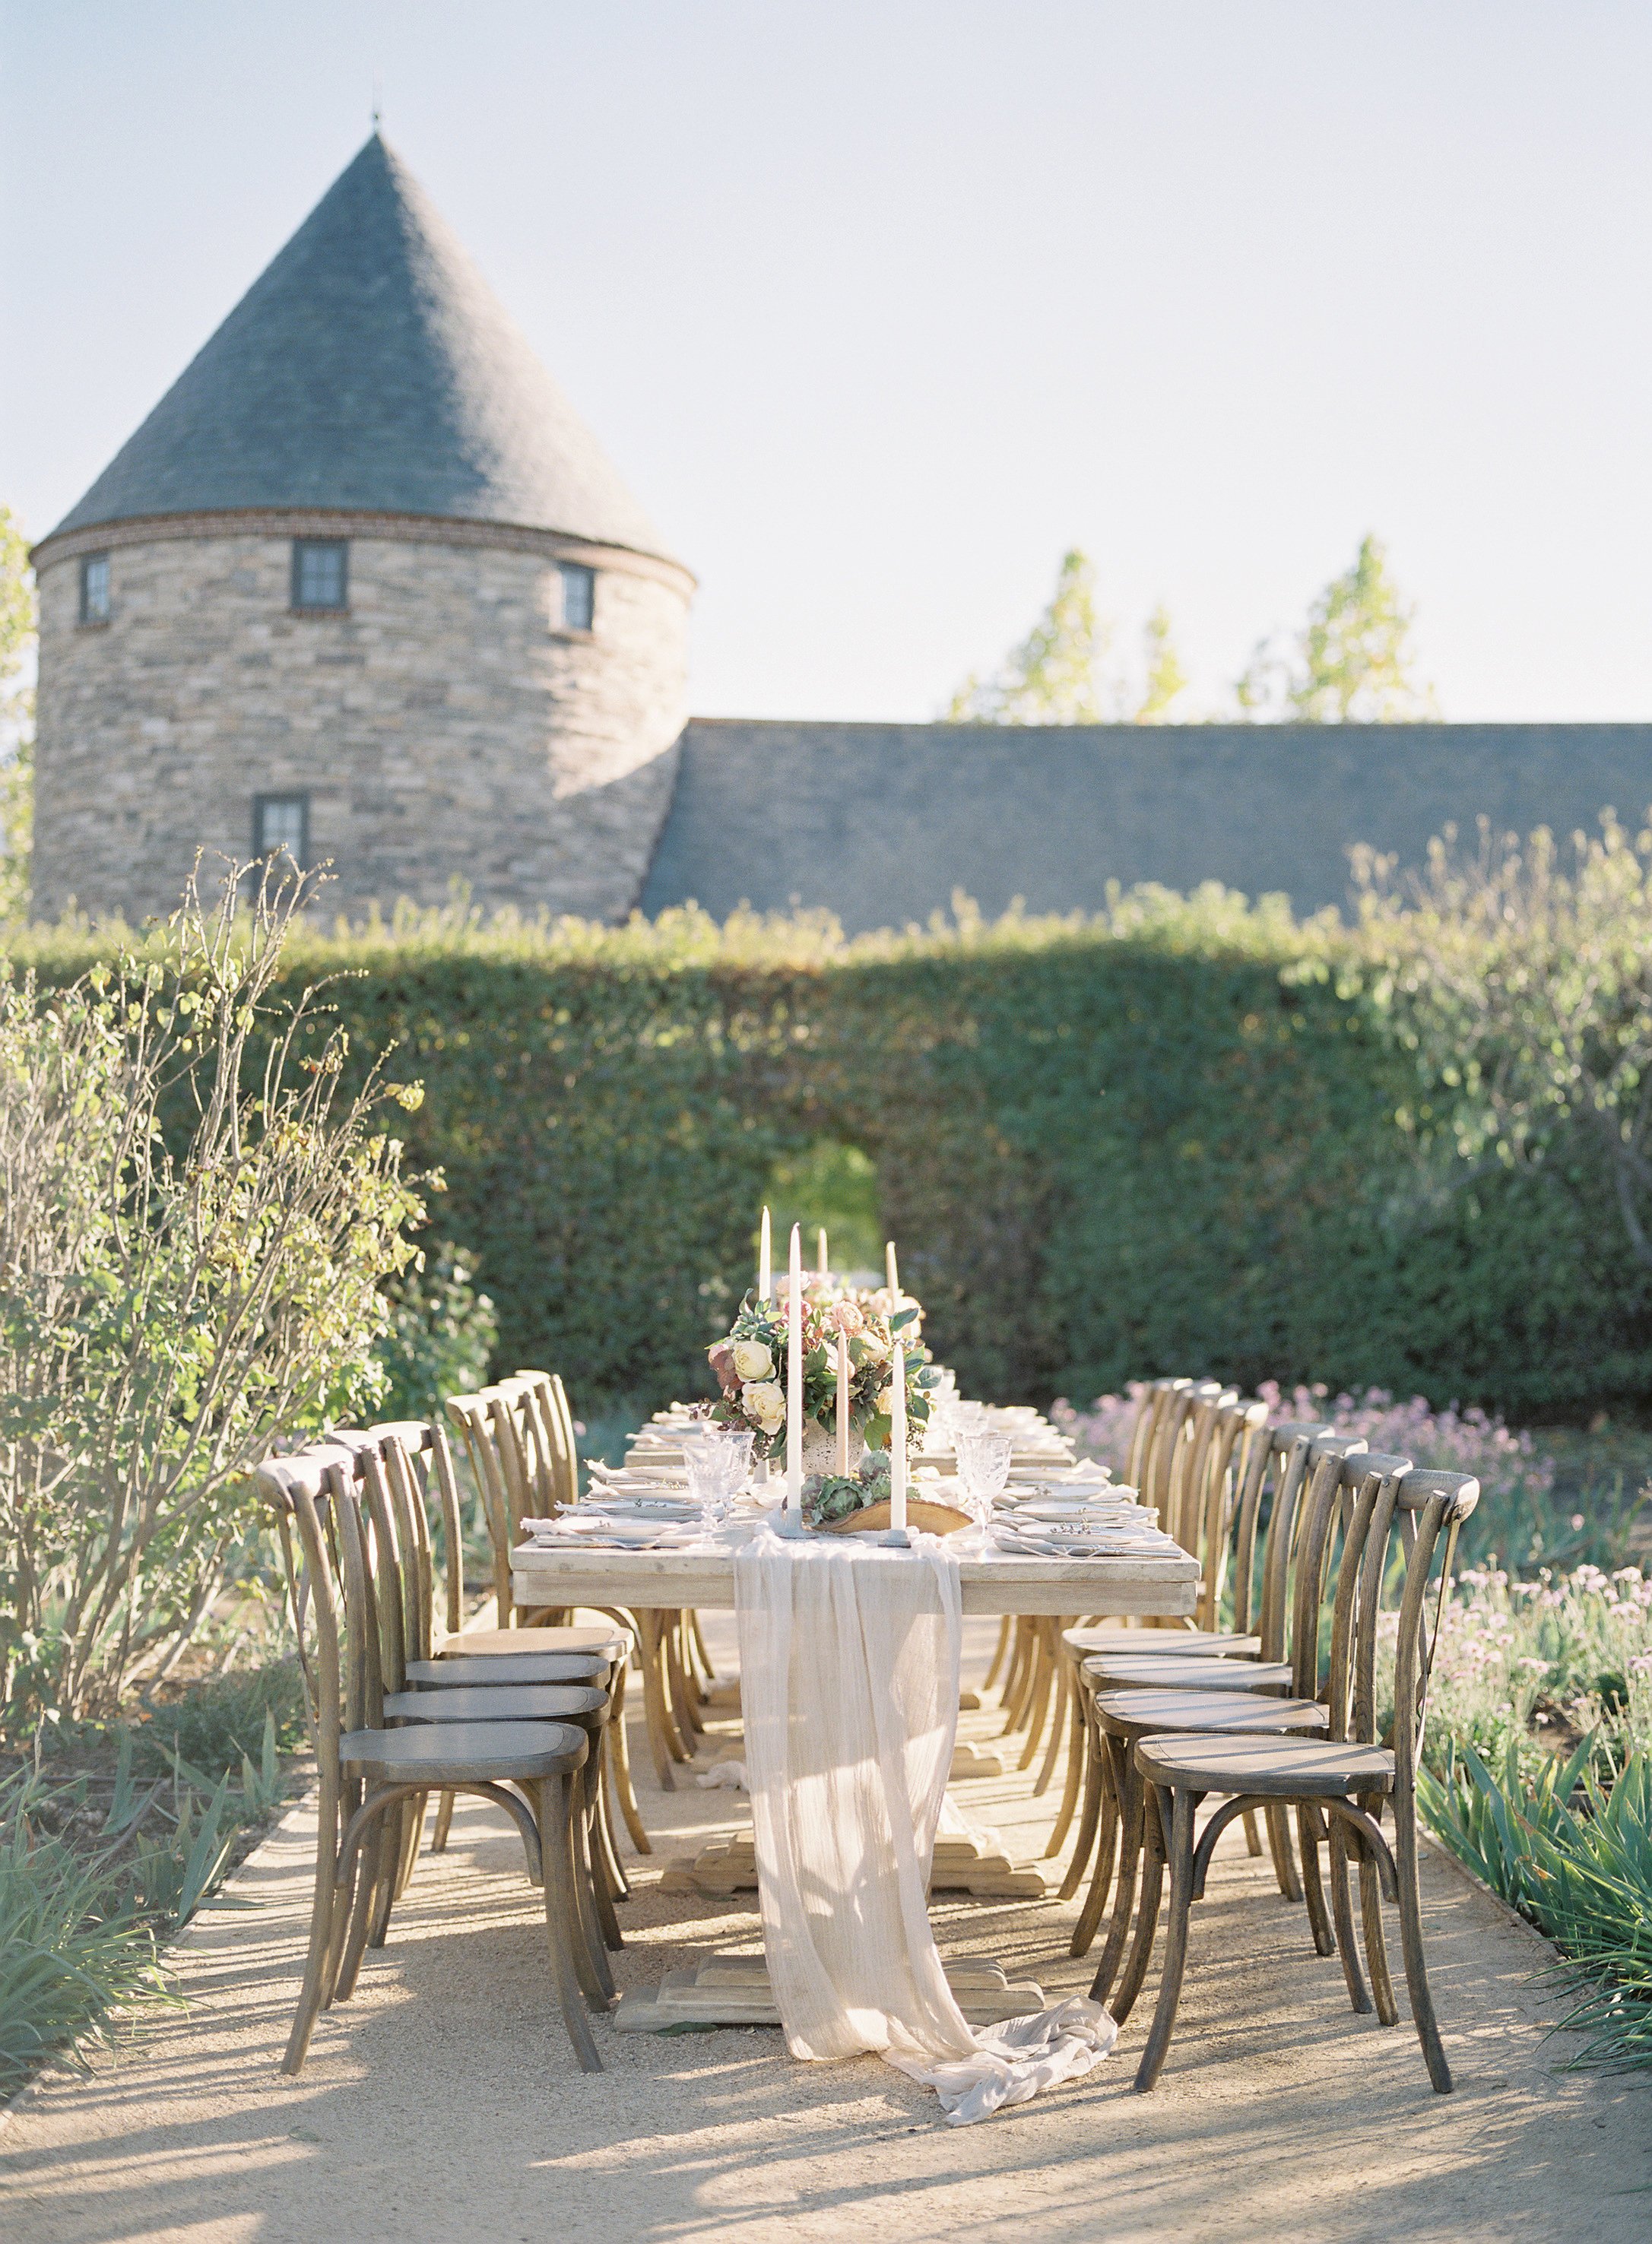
[1076,1435,1378,1992]
[360,1423,636,1900]
[444,1386,652,1849]
[1018,1384,1239,1813]
[1127,1464,1479,2090]
[258,1446,606,2075]
[1049,1394,1285,1884]
[298,1426,626,1962]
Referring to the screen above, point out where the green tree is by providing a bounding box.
[1236,534,1436,722]
[944,549,1108,724]
[1134,603,1189,723]
[0,508,34,921]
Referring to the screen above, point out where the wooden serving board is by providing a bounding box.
[816,1495,972,1536]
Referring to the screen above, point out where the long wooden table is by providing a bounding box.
[512,1529,1200,2032]
[511,1538,1200,1619]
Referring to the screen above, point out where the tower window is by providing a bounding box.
[291,539,348,611]
[79,553,111,624]
[253,792,309,867]
[559,562,595,634]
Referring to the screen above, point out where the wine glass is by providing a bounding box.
[685,1427,752,1536]
[956,1428,1013,1549]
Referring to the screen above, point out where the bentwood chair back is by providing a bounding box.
[515,1369,579,1510]
[1075,1436,1384,1998]
[1124,1378,1187,1494]
[1127,1462,1479,2092]
[258,1444,604,2075]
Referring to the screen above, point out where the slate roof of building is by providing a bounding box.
[46,136,677,563]
[639,720,1652,930]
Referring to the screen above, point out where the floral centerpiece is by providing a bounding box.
[706,1280,934,1466]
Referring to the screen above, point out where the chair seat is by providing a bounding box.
[403,1652,607,1688]
[1095,1687,1329,1738]
[1084,1655,1295,1694]
[1065,1626,1260,1660]
[341,1718,588,1785]
[438,1625,629,1662]
[1134,1729,1396,1799]
[384,1684,607,1724]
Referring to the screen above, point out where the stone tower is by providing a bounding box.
[29,136,693,925]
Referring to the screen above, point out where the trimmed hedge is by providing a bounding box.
[12,892,1650,1420]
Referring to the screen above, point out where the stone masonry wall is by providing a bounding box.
[30,526,691,924]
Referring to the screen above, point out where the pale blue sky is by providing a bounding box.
[4,2,1648,721]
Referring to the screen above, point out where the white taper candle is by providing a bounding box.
[759,1206,772,1302]
[786,1222,804,1511]
[885,1240,899,1298]
[889,1341,907,1532]
[836,1332,850,1474]
[817,1225,829,1276]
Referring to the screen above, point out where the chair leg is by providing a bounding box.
[999,1621,1035,1736]
[1133,1784,1197,2090]
[639,1614,679,1788]
[1241,1808,1264,1858]
[1394,1795,1454,2091]
[561,1765,616,2008]
[1085,1738,1139,1983]
[1296,1803,1337,1957]
[982,1615,1013,1696]
[1057,1697,1104,1894]
[594,1741,630,1902]
[689,1609,716,1691]
[430,1788,456,1853]
[1358,1841,1400,2027]
[539,1778,604,2073]
[1070,1732,1123,1957]
[1047,1663,1089,1859]
[1034,1640,1071,1797]
[1107,1780,1166,2027]
[335,1815,388,2000]
[1264,1802,1302,1900]
[605,1662,651,1854]
[281,1778,342,2075]
[582,1759,625,1956]
[392,1789,427,1903]
[1017,1624,1056,1771]
[1327,1811,1374,2014]
[666,1618,702,1745]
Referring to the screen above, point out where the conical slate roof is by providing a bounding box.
[47,135,675,562]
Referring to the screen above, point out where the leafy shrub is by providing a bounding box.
[132,1658,309,1777]
[0,871,423,1723]
[13,867,1652,1431]
[375,1242,499,1424]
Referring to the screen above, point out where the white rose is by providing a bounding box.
[744,1380,786,1431]
[731,1339,775,1382]
[858,1333,889,1364]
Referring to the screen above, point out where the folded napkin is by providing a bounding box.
[992,1526,1168,1558]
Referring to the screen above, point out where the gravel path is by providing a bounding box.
[5,1617,1650,2244]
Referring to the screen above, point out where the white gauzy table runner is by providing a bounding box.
[735,1523,1116,2124]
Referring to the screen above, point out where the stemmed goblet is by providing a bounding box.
[955,1428,1013,1551]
